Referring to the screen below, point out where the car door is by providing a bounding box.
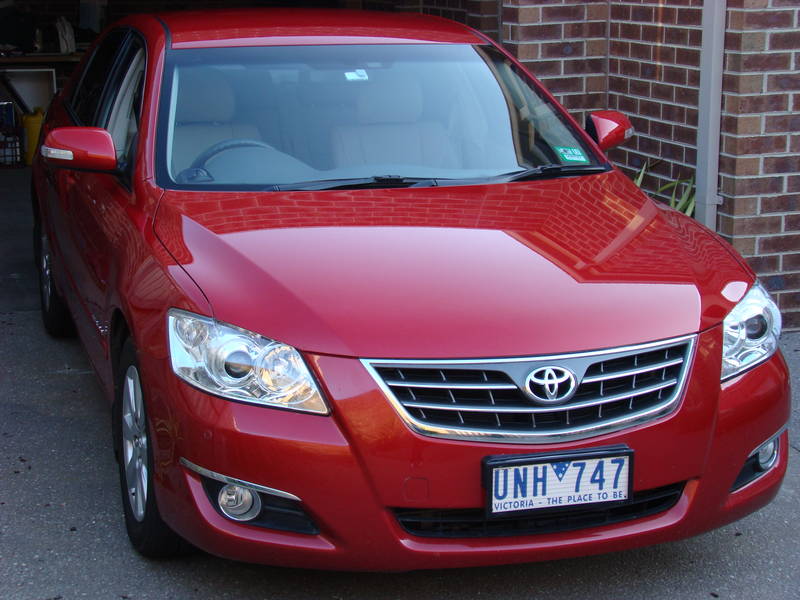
[43,29,128,365]
[64,34,146,367]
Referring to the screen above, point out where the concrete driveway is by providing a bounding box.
[1,168,798,599]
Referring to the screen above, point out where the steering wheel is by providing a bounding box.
[189,138,277,171]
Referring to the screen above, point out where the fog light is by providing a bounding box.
[756,438,779,471]
[217,483,262,521]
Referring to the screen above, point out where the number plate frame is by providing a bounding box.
[482,445,634,519]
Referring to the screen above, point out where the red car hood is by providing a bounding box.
[154,170,752,358]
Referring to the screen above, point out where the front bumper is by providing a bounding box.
[140,328,790,571]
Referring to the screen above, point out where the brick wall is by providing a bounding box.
[606,1,703,194]
[717,0,800,330]
[501,1,608,128]
[365,0,501,40]
[499,1,706,198]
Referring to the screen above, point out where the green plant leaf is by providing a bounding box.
[627,159,695,218]
[633,161,648,187]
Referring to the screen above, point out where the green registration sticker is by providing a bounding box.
[554,146,590,164]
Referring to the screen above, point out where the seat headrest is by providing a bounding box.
[357,78,423,125]
[176,67,235,123]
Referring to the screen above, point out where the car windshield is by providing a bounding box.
[158,43,602,190]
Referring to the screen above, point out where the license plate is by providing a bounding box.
[483,446,633,517]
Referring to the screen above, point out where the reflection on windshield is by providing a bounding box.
[159,44,599,190]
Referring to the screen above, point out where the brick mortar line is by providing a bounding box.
[721,131,798,136]
[608,39,703,49]
[500,2,592,5]
[726,230,800,239]
[720,156,798,161]
[728,10,800,15]
[610,19,703,27]
[718,212,800,219]
[719,213,800,220]
[608,96,703,111]
[724,70,800,76]
[609,110,704,122]
[508,38,610,45]
[610,66,702,73]
[724,49,800,56]
[726,26,800,33]
[619,92,703,105]
[609,1,701,4]
[618,160,696,172]
[720,113,797,120]
[499,3,605,9]
[724,72,800,78]
[722,101,799,107]
[718,173,789,181]
[508,20,608,25]
[616,151,696,169]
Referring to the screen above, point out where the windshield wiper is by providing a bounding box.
[497,163,609,183]
[273,175,438,191]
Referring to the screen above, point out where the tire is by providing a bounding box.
[34,219,75,337]
[114,338,185,558]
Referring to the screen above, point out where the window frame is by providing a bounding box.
[97,32,147,183]
[67,28,130,127]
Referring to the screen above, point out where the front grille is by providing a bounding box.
[394,482,684,538]
[362,335,695,443]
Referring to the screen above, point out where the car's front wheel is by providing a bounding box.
[114,338,186,558]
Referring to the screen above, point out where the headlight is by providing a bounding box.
[167,309,328,414]
[721,282,781,380]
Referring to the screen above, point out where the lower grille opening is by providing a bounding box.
[393,482,684,538]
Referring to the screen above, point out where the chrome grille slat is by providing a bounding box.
[399,378,678,414]
[581,357,683,383]
[383,380,518,390]
[362,334,696,444]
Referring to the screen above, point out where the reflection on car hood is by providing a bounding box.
[154,170,752,358]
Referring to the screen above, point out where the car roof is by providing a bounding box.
[156,9,486,49]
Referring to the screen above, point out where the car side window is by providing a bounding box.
[70,29,127,126]
[104,42,145,172]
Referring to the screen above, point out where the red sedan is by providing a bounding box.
[32,9,789,571]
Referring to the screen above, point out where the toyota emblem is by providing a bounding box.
[525,366,578,405]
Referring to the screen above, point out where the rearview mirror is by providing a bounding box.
[40,127,117,172]
[585,111,634,152]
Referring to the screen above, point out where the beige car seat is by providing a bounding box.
[170,67,260,175]
[331,78,459,171]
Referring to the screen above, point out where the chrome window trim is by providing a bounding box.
[361,334,697,444]
[180,457,300,501]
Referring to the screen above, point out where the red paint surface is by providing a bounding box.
[588,110,635,151]
[154,170,749,358]
[43,127,117,171]
[30,9,790,571]
[160,9,485,48]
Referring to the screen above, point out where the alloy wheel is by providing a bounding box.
[122,365,148,522]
